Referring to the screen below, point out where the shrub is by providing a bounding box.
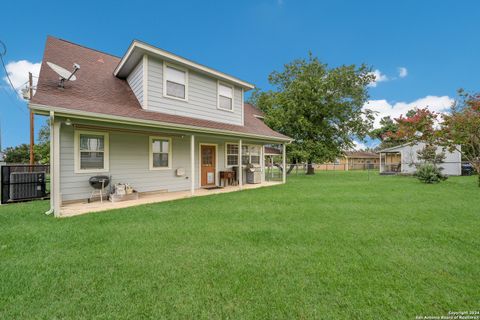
[415,163,448,184]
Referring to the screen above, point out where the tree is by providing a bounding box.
[369,116,401,149]
[252,54,375,174]
[416,144,446,167]
[3,120,50,164]
[387,108,449,183]
[369,109,420,149]
[4,144,32,163]
[35,122,50,164]
[393,107,439,145]
[439,90,480,186]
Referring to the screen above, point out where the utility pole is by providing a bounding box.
[29,72,34,165]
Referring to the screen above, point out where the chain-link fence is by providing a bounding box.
[264,161,475,181]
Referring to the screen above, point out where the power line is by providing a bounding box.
[0,56,17,94]
[0,85,27,114]
[0,40,28,114]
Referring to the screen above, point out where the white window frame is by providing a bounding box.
[225,143,239,167]
[74,130,109,174]
[149,136,173,170]
[163,62,188,102]
[217,81,235,112]
[224,142,261,167]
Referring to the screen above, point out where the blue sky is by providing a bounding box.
[1,0,479,149]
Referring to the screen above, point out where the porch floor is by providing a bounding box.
[60,181,283,217]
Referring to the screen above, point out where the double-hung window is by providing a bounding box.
[74,131,109,173]
[149,137,172,170]
[249,146,261,165]
[225,143,261,166]
[164,64,187,100]
[226,144,239,166]
[218,82,234,111]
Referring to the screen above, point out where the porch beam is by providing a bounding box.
[190,135,195,196]
[238,139,243,189]
[282,143,286,184]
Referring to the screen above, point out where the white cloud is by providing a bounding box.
[353,140,367,150]
[2,60,41,99]
[368,69,388,87]
[398,67,408,78]
[364,95,454,128]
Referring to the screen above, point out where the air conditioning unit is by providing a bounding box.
[9,172,46,200]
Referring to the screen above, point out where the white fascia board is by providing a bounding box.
[29,103,291,143]
[114,40,255,90]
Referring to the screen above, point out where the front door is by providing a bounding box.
[201,145,216,187]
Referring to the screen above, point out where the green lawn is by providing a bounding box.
[1,172,479,319]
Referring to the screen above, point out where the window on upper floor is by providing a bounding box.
[164,63,188,101]
[218,82,234,111]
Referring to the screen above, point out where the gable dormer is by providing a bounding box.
[116,41,254,126]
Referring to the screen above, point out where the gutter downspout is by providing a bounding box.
[45,111,55,215]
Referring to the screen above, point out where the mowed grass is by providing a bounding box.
[1,172,479,319]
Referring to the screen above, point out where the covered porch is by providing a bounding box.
[47,114,288,217]
[379,151,402,175]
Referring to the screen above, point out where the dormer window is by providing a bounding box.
[163,63,188,101]
[217,82,234,111]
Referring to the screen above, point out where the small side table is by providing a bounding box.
[220,171,236,187]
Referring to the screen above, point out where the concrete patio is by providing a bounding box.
[60,181,282,217]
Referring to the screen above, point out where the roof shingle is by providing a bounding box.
[31,36,290,141]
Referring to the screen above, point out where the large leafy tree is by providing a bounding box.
[4,120,50,164]
[251,54,375,174]
[369,116,401,149]
[439,90,480,186]
[369,110,418,149]
[393,108,439,144]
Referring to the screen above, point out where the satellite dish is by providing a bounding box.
[46,61,80,88]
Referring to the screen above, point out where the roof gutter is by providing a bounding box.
[29,103,292,143]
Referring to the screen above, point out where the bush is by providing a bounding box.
[415,163,448,184]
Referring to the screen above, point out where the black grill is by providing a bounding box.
[88,176,110,189]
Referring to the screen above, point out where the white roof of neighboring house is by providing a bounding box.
[378,142,413,153]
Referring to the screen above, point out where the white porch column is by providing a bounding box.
[53,117,61,216]
[238,139,243,189]
[282,143,286,183]
[47,111,54,214]
[190,134,195,196]
[271,156,274,180]
[261,145,265,183]
[379,152,383,173]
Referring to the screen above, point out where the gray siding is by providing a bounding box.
[60,124,191,201]
[127,60,143,106]
[58,122,266,202]
[147,57,243,126]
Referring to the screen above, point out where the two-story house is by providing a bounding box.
[30,37,291,217]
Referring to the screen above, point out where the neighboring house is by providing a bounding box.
[315,151,380,171]
[30,37,291,216]
[379,142,461,175]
